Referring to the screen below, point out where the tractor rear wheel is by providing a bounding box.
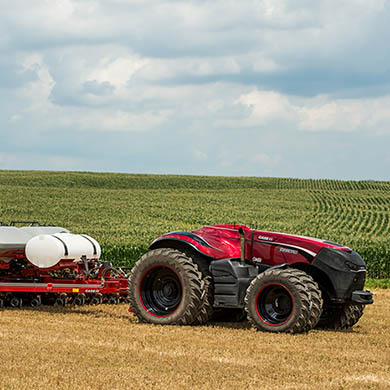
[316,304,365,330]
[244,268,313,333]
[184,251,214,325]
[128,248,205,325]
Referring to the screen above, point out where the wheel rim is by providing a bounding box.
[140,265,182,317]
[256,283,293,326]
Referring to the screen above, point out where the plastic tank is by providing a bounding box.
[25,233,101,269]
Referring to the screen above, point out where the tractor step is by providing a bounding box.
[210,258,262,308]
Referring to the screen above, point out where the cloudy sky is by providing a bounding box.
[1,0,389,180]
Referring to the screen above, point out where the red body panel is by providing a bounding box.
[151,224,351,267]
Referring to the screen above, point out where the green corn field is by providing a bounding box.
[0,170,389,278]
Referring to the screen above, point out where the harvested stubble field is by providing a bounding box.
[1,170,390,388]
[0,290,389,390]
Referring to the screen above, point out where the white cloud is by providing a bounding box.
[12,54,171,133]
[298,96,390,133]
[236,89,390,134]
[297,99,368,132]
[20,54,55,111]
[236,90,296,125]
[88,55,148,88]
[1,1,390,179]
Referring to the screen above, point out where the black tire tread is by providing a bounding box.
[128,248,204,325]
[184,251,214,325]
[292,270,323,332]
[316,304,365,330]
[245,268,312,334]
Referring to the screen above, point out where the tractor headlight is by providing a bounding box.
[345,260,365,271]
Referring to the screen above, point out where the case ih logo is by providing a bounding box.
[258,235,274,241]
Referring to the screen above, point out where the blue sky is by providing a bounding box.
[1,0,389,180]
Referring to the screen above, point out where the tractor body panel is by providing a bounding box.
[150,224,373,306]
[151,224,351,264]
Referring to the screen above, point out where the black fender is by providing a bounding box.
[150,237,214,259]
[310,247,372,303]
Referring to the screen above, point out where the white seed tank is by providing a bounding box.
[25,233,101,269]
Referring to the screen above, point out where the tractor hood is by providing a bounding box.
[151,224,352,261]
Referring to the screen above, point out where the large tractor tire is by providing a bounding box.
[185,252,214,325]
[128,248,205,325]
[193,274,214,324]
[298,272,323,332]
[316,304,365,330]
[244,268,316,334]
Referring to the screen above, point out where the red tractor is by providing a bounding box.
[128,224,373,333]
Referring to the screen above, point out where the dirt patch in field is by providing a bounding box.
[0,290,389,390]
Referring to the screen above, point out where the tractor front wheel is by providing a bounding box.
[316,304,365,330]
[244,268,313,333]
[128,248,204,325]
